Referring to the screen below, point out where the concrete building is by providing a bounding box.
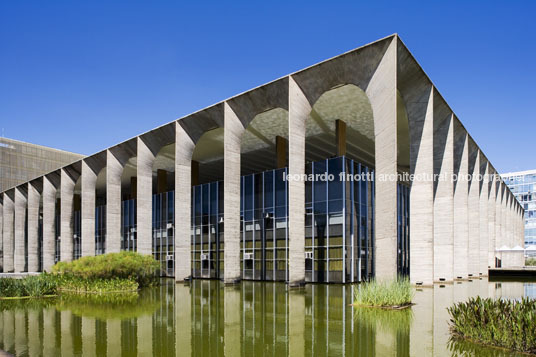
[0,137,84,192]
[0,35,525,285]
[502,169,536,257]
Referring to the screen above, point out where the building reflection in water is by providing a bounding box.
[0,278,534,356]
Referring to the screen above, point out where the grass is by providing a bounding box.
[448,296,536,354]
[353,278,414,308]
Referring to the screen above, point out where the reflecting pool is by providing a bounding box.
[0,278,534,356]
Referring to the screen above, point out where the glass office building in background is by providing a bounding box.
[502,169,536,253]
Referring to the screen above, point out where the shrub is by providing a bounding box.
[51,251,160,287]
[448,296,536,354]
[526,258,536,266]
[353,278,414,307]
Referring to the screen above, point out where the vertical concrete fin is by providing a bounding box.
[27,182,40,271]
[14,187,27,272]
[42,177,56,271]
[2,191,15,272]
[288,76,311,286]
[81,160,97,257]
[478,155,489,275]
[175,122,195,281]
[137,137,156,255]
[408,87,435,285]
[60,168,76,262]
[487,170,497,268]
[223,102,245,283]
[106,150,124,253]
[467,142,480,276]
[433,113,454,281]
[366,36,398,282]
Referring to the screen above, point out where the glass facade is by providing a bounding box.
[503,170,536,251]
[28,157,411,282]
[152,191,175,276]
[95,205,106,255]
[397,183,410,277]
[190,156,378,283]
[121,198,137,251]
[191,182,224,279]
[73,210,81,260]
[54,213,60,264]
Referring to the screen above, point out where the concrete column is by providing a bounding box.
[487,172,496,269]
[60,168,76,262]
[433,113,454,282]
[175,123,195,281]
[43,176,57,271]
[495,183,503,257]
[137,137,156,255]
[479,157,489,275]
[453,128,469,279]
[507,195,513,249]
[0,198,3,272]
[27,182,40,272]
[467,145,480,277]
[14,187,27,272]
[106,150,124,253]
[223,102,245,284]
[366,36,398,281]
[288,77,311,286]
[2,191,14,272]
[81,160,97,256]
[409,87,434,286]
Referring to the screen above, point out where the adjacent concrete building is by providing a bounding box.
[0,137,84,192]
[0,35,525,285]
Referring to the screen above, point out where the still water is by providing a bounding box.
[0,278,534,356]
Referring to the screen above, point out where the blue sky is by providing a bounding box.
[0,1,534,173]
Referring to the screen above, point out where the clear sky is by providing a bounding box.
[0,1,534,173]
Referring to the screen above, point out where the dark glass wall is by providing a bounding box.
[305,157,374,283]
[397,183,410,277]
[73,210,81,260]
[121,198,137,251]
[95,205,106,255]
[240,168,289,281]
[54,213,60,264]
[152,191,175,276]
[190,156,377,283]
[191,182,223,279]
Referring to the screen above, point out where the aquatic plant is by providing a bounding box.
[56,276,138,293]
[51,251,160,287]
[353,278,414,307]
[525,258,536,266]
[0,274,58,298]
[448,296,536,354]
